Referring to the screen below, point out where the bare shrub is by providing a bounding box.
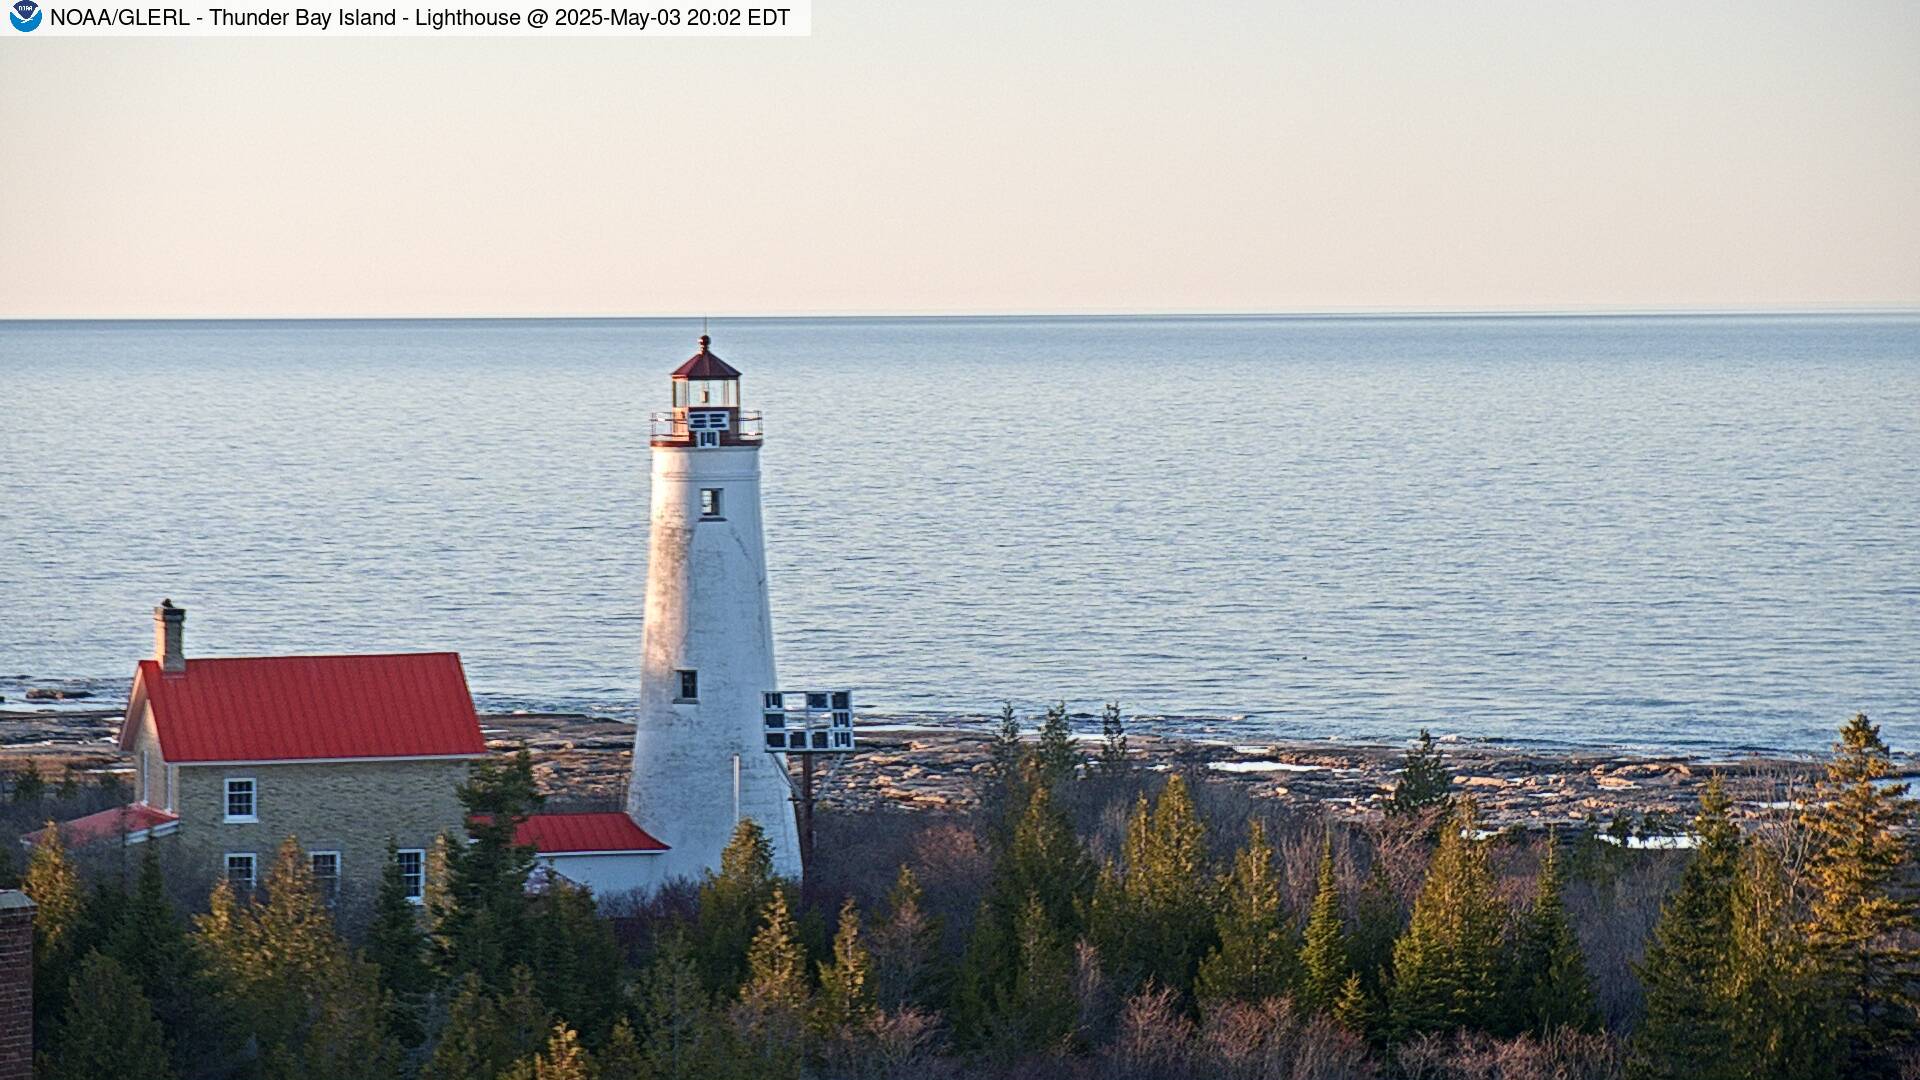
[1393,1029,1624,1080]
[819,1007,953,1080]
[1189,998,1374,1080]
[1105,985,1194,1080]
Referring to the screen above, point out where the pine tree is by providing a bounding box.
[596,1018,646,1080]
[502,1022,595,1080]
[1010,891,1076,1053]
[367,839,433,1044]
[635,933,739,1080]
[1098,701,1130,775]
[436,749,544,992]
[1388,798,1504,1037]
[695,818,781,996]
[194,837,400,1074]
[1299,835,1349,1013]
[869,864,942,1011]
[10,759,46,802]
[528,877,623,1042]
[737,888,809,1076]
[955,775,1094,1047]
[41,951,174,1080]
[1629,775,1744,1080]
[1348,860,1400,998]
[1034,701,1079,787]
[1331,971,1373,1038]
[1506,833,1599,1034]
[1196,818,1295,1009]
[1387,729,1451,817]
[1800,712,1919,1077]
[423,969,551,1080]
[106,844,187,995]
[1090,774,1217,997]
[984,702,1028,821]
[814,896,874,1038]
[1725,842,1830,1080]
[23,821,84,1041]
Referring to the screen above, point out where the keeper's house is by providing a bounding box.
[27,601,670,911]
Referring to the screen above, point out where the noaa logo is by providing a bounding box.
[10,0,41,30]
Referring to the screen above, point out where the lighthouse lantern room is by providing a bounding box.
[650,336,763,449]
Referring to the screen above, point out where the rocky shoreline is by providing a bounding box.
[1,702,1872,834]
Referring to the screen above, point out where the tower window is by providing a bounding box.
[700,488,723,518]
[675,669,699,702]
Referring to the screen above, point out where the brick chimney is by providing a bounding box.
[154,599,186,675]
[0,891,34,1080]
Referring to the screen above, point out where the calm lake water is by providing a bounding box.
[1,314,1915,755]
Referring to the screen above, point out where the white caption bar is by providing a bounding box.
[3,0,807,35]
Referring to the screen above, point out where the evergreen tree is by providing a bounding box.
[1090,774,1216,998]
[1629,775,1744,1080]
[194,837,400,1075]
[367,839,433,1044]
[814,896,874,1039]
[1725,842,1831,1080]
[955,775,1094,1047]
[23,820,84,1042]
[528,877,623,1042]
[695,818,782,996]
[1800,712,1919,1077]
[41,951,174,1080]
[1348,860,1400,999]
[1331,971,1374,1039]
[435,749,544,992]
[1506,833,1599,1034]
[1034,701,1079,787]
[1195,818,1295,1008]
[1007,891,1076,1054]
[869,864,942,1010]
[1388,798,1504,1037]
[0,832,18,890]
[502,1022,594,1080]
[10,759,45,802]
[634,932,739,1080]
[422,969,551,1080]
[1299,835,1349,1013]
[1098,701,1130,775]
[106,844,223,1075]
[984,702,1028,821]
[737,888,809,1076]
[1387,729,1451,817]
[596,1018,646,1080]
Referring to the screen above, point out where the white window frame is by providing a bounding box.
[224,777,258,823]
[700,487,723,518]
[140,748,151,804]
[397,848,426,905]
[225,852,257,890]
[310,850,341,904]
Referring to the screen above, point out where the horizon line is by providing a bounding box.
[4,304,1920,324]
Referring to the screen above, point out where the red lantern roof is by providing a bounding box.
[670,335,741,380]
[125,653,488,763]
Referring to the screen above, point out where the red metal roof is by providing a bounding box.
[513,812,669,854]
[24,804,180,848]
[670,335,741,380]
[128,653,486,763]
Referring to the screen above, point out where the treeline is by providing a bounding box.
[9,709,1920,1079]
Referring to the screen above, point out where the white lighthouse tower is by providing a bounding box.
[627,335,803,881]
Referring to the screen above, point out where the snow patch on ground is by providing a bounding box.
[1209,760,1327,774]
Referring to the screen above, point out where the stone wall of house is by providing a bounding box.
[0,891,34,1080]
[127,702,173,811]
[172,757,475,915]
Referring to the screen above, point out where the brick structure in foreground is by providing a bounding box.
[0,890,34,1080]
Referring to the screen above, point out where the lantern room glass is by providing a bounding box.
[674,378,739,408]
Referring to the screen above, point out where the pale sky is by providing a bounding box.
[2,0,1917,317]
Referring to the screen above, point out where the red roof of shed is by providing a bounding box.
[513,812,669,854]
[670,335,741,380]
[128,653,487,763]
[24,804,179,848]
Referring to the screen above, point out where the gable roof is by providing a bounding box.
[126,653,487,763]
[513,812,669,855]
[23,804,180,849]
